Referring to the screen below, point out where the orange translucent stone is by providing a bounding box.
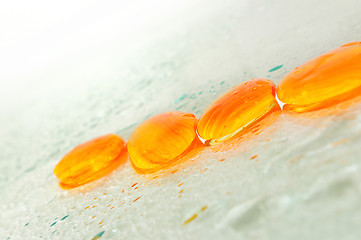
[54,134,127,189]
[127,112,199,173]
[197,79,278,144]
[277,41,361,112]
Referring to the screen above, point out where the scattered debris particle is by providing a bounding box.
[268,64,283,72]
[183,214,198,225]
[333,139,349,147]
[251,155,258,160]
[91,231,105,240]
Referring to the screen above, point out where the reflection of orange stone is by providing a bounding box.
[197,79,278,144]
[127,112,200,173]
[277,42,361,112]
[54,134,127,189]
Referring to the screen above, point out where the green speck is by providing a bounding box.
[220,81,225,85]
[198,91,203,95]
[196,110,201,114]
[24,223,29,227]
[91,231,105,240]
[60,215,69,221]
[268,64,283,72]
[192,106,197,110]
[189,93,197,99]
[266,75,271,77]
[175,94,188,104]
[50,221,57,227]
[176,103,187,110]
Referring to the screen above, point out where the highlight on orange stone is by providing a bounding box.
[54,134,127,189]
[277,41,361,112]
[127,111,202,174]
[197,79,279,145]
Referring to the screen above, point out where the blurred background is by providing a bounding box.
[1,0,361,239]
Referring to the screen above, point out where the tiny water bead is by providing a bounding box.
[54,134,127,189]
[127,111,201,173]
[277,41,361,112]
[197,79,279,145]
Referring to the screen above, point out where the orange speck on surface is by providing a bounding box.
[99,222,103,225]
[171,169,178,174]
[201,206,208,211]
[127,112,203,173]
[277,42,361,112]
[289,154,304,164]
[333,139,349,147]
[197,79,278,144]
[179,189,184,194]
[219,158,225,162]
[131,183,138,187]
[106,204,111,208]
[84,206,90,209]
[133,197,141,202]
[251,154,258,160]
[122,189,124,193]
[103,193,107,195]
[92,216,95,219]
[134,187,138,190]
[53,134,127,189]
[92,206,96,208]
[178,182,183,187]
[111,207,115,209]
[183,214,198,225]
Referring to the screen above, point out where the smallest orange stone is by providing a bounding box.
[54,134,127,189]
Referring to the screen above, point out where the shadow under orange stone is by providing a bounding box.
[209,107,281,153]
[197,79,279,145]
[277,41,361,113]
[127,111,205,174]
[54,134,127,189]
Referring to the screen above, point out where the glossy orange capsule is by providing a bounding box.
[54,134,127,189]
[197,79,278,144]
[127,112,200,173]
[277,41,361,112]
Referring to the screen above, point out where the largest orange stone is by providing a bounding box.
[197,79,278,144]
[54,134,127,189]
[127,112,199,173]
[277,42,361,112]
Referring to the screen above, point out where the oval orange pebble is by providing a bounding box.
[54,134,127,189]
[127,111,199,173]
[197,79,278,144]
[277,41,361,112]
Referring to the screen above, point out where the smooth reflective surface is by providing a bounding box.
[277,41,361,112]
[197,79,278,144]
[54,134,127,189]
[127,112,199,173]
